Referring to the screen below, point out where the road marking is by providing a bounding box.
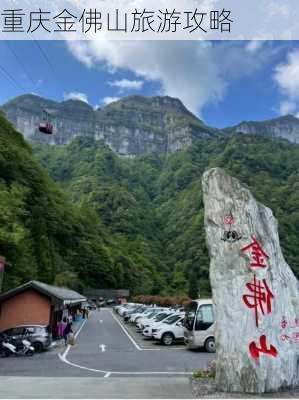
[110,311,142,350]
[99,344,106,352]
[58,353,107,373]
[61,318,88,360]
[110,312,184,351]
[59,352,192,375]
[58,309,196,376]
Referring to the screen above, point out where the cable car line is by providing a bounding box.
[5,42,36,88]
[33,40,64,92]
[0,63,25,92]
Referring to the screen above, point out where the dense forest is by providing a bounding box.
[1,112,299,296]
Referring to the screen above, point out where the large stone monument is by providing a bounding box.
[202,167,299,393]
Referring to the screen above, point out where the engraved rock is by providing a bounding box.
[202,167,299,393]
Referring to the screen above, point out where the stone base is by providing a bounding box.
[189,377,299,398]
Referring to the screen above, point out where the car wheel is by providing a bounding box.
[161,332,174,346]
[33,342,43,353]
[204,338,216,353]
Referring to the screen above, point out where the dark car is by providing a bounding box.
[0,325,52,352]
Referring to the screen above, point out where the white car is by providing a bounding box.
[118,303,137,316]
[137,311,171,331]
[152,314,185,345]
[129,308,160,323]
[142,312,179,337]
[135,308,168,324]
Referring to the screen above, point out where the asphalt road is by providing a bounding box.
[0,309,214,378]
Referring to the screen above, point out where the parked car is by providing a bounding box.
[136,310,169,330]
[0,325,52,352]
[152,314,185,345]
[130,307,165,324]
[85,301,97,310]
[141,312,176,337]
[118,303,137,316]
[106,299,116,306]
[123,306,146,321]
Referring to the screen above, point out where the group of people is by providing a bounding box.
[56,307,89,345]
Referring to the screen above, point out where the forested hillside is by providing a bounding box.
[0,114,166,294]
[33,132,299,296]
[1,110,298,296]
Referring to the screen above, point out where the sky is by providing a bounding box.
[0,40,299,128]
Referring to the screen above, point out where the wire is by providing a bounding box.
[33,40,64,92]
[5,42,36,87]
[0,63,25,92]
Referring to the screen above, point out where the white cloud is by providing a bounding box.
[102,96,120,106]
[278,101,297,115]
[63,91,89,103]
[245,41,264,53]
[274,50,299,98]
[109,79,144,91]
[274,49,299,115]
[68,41,276,116]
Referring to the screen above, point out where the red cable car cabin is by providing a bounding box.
[39,121,53,135]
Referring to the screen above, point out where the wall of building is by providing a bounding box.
[0,289,51,331]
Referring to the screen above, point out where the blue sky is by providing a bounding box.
[0,40,299,128]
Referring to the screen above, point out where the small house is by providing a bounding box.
[0,280,86,333]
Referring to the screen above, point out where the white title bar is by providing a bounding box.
[0,0,298,40]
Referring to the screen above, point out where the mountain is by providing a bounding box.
[1,94,219,156]
[0,112,168,294]
[227,115,299,144]
[1,96,299,297]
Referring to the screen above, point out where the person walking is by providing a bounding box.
[63,321,73,346]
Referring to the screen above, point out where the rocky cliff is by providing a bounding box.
[228,115,299,144]
[1,94,219,156]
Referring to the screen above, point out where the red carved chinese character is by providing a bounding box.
[281,316,287,329]
[249,335,278,359]
[243,275,274,327]
[241,236,269,268]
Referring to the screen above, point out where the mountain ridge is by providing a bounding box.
[1,94,219,156]
[2,93,299,156]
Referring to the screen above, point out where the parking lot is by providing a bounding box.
[0,308,215,378]
[112,310,186,350]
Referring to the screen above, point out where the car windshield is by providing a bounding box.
[154,313,169,322]
[145,312,156,318]
[165,315,181,324]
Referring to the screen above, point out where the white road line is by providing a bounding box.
[58,309,194,376]
[110,311,143,351]
[110,312,186,351]
[61,318,88,360]
[58,353,107,373]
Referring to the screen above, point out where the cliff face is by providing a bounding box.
[228,115,299,144]
[1,94,219,156]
